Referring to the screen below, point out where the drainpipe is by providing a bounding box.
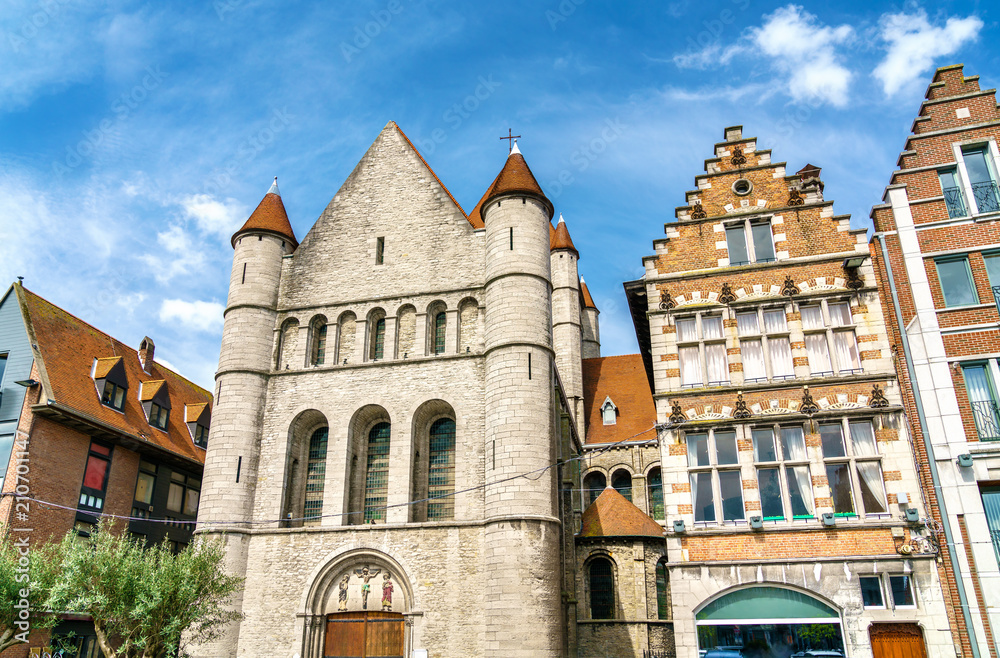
[876,233,981,658]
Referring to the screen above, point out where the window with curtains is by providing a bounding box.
[981,487,1000,565]
[648,467,664,520]
[589,558,615,619]
[303,427,328,525]
[427,418,456,520]
[611,469,632,502]
[819,420,888,517]
[433,312,447,354]
[687,429,745,524]
[800,300,861,376]
[79,441,113,511]
[736,307,794,383]
[962,363,1000,441]
[725,218,776,266]
[584,471,606,506]
[751,425,814,521]
[676,313,728,388]
[364,422,391,522]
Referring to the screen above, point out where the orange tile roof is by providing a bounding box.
[231,189,298,249]
[551,217,578,255]
[578,487,664,538]
[580,279,597,309]
[581,354,656,445]
[17,286,211,464]
[93,356,122,378]
[466,171,500,229]
[185,402,209,423]
[138,380,166,402]
[483,150,552,216]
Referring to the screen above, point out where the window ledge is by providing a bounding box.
[576,619,674,625]
[669,516,917,538]
[936,303,997,313]
[275,350,482,375]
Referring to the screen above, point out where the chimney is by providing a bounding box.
[139,336,155,373]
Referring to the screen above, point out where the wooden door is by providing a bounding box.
[870,623,927,658]
[325,611,404,658]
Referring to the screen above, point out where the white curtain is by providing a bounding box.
[849,422,878,457]
[677,318,697,342]
[763,309,787,333]
[965,365,993,403]
[679,346,701,385]
[702,316,724,339]
[688,434,710,467]
[780,427,807,460]
[800,305,824,330]
[787,466,814,516]
[833,330,860,370]
[706,343,728,384]
[828,302,852,326]
[857,462,888,514]
[737,312,759,336]
[742,339,766,380]
[806,334,832,373]
[769,337,794,377]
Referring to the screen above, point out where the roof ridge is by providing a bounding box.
[392,123,473,225]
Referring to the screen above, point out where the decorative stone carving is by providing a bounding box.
[731,146,747,166]
[669,401,685,424]
[382,573,394,611]
[781,275,798,297]
[719,283,737,304]
[870,384,889,408]
[787,189,804,206]
[845,266,864,290]
[733,392,752,419]
[338,573,351,611]
[660,291,676,310]
[354,566,381,610]
[691,202,707,219]
[800,386,819,415]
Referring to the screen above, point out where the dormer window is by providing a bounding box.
[92,356,128,412]
[149,402,169,430]
[601,397,617,425]
[185,403,211,448]
[139,380,171,432]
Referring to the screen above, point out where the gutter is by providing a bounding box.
[875,233,981,658]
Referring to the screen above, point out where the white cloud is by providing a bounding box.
[671,43,745,70]
[874,10,983,97]
[663,83,774,104]
[749,5,854,107]
[179,194,246,236]
[159,299,225,333]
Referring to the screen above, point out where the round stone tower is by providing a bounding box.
[550,213,585,436]
[481,143,564,657]
[195,178,297,657]
[580,277,601,359]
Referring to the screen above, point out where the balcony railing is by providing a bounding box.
[971,399,1000,441]
[973,181,1000,215]
[943,186,967,218]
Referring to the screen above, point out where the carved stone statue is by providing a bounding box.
[354,565,381,609]
[382,573,394,611]
[337,574,350,611]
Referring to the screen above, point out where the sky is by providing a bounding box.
[0,0,996,389]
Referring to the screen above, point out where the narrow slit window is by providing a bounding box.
[509,227,514,250]
[241,263,246,283]
[434,312,447,354]
[376,237,385,264]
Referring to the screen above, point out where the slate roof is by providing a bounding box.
[16,285,211,464]
[578,486,664,538]
[581,354,656,445]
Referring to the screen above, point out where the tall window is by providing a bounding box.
[80,441,113,511]
[304,427,328,525]
[427,418,456,520]
[648,467,664,520]
[962,146,999,215]
[752,425,814,521]
[725,218,775,266]
[100,380,126,411]
[800,300,861,376]
[370,318,386,360]
[981,486,1000,565]
[433,312,447,354]
[936,257,978,307]
[611,470,632,502]
[364,422,391,522]
[676,313,728,387]
[687,429,744,523]
[133,460,156,506]
[148,402,169,430]
[737,308,794,383]
[376,236,385,264]
[166,471,200,517]
[312,325,327,366]
[0,353,7,384]
[655,560,669,619]
[963,364,1000,441]
[940,168,967,218]
[584,471,606,506]
[820,420,887,517]
[589,558,615,619]
[193,423,209,448]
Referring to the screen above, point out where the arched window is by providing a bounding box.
[427,418,456,520]
[612,469,632,502]
[648,467,664,520]
[396,305,416,358]
[584,471,606,506]
[589,558,615,619]
[303,428,328,525]
[458,298,479,353]
[278,319,299,369]
[655,559,669,619]
[371,318,386,360]
[433,312,447,354]
[364,422,391,523]
[311,317,328,366]
[338,312,357,365]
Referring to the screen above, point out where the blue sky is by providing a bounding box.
[0,0,995,389]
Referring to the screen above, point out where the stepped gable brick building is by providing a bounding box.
[623,126,953,657]
[0,282,212,657]
[192,122,684,658]
[870,64,1000,658]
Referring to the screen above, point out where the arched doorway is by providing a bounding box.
[325,611,404,658]
[695,586,845,657]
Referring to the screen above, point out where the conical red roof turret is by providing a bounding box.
[550,213,578,256]
[483,142,553,218]
[231,177,298,248]
[580,277,598,309]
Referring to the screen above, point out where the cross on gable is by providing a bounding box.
[500,128,521,153]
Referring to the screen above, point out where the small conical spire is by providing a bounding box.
[557,213,565,224]
[510,140,521,156]
[268,176,280,196]
[551,214,578,255]
[231,177,298,249]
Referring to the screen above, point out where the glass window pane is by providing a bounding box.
[113,386,125,409]
[134,471,155,505]
[90,443,112,456]
[780,427,807,460]
[83,456,109,490]
[985,254,1000,288]
[857,462,888,515]
[702,316,724,340]
[752,428,777,461]
[705,344,728,385]
[364,422,391,522]
[849,422,878,457]
[963,148,993,185]
[692,472,716,522]
[820,423,846,458]
[726,225,749,265]
[757,468,784,520]
[889,575,914,607]
[800,306,824,330]
[860,576,884,607]
[763,309,787,333]
[833,331,860,371]
[751,222,775,262]
[719,471,745,521]
[769,337,794,378]
[687,434,710,467]
[828,302,852,326]
[612,470,632,502]
[676,318,697,342]
[715,431,738,465]
[736,312,759,336]
[937,258,978,307]
[826,463,855,516]
[679,346,702,386]
[786,466,814,517]
[584,472,606,506]
[167,482,184,513]
[589,559,615,619]
[806,334,833,374]
[655,561,669,619]
[183,488,200,516]
[742,339,766,381]
[648,469,664,521]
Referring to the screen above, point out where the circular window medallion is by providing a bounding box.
[732,179,753,196]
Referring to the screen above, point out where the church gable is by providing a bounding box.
[281,122,486,308]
